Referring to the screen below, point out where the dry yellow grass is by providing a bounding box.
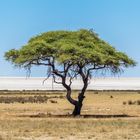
[0,91,140,140]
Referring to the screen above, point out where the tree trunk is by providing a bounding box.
[62,77,87,116]
[72,77,88,116]
[72,94,85,116]
[72,102,82,116]
[66,90,77,105]
[66,90,85,116]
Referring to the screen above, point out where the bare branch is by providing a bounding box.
[87,65,107,77]
[42,73,51,85]
[68,72,79,86]
[52,74,62,84]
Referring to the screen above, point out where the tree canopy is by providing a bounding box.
[5,29,135,73]
[5,29,136,115]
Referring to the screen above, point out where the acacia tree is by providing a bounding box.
[5,29,136,116]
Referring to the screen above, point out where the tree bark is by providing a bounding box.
[72,76,88,116]
[72,94,85,116]
[66,89,77,106]
[62,73,88,116]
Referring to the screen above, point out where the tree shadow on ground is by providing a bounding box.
[18,113,137,118]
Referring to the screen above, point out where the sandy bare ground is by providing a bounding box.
[0,91,140,140]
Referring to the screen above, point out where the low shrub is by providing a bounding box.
[128,100,133,105]
[0,95,48,104]
[49,100,57,103]
[123,100,140,105]
[123,101,127,105]
[137,100,140,105]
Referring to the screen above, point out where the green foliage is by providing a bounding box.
[5,29,136,73]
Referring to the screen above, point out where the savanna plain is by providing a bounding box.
[0,90,140,140]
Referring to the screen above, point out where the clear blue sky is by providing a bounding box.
[0,0,140,77]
